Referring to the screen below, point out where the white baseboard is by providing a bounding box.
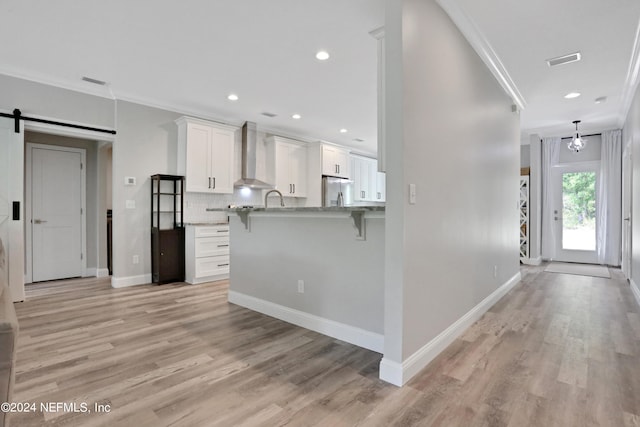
[111,274,152,288]
[228,290,384,353]
[522,256,542,266]
[84,268,110,278]
[631,278,640,309]
[379,271,522,386]
[96,268,110,278]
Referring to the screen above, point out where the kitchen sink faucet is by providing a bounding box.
[264,189,285,208]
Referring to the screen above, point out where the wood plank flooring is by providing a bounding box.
[7,265,640,426]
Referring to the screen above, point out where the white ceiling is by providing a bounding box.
[446,0,640,140]
[0,1,384,154]
[1,1,639,150]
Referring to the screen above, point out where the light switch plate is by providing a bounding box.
[125,200,136,209]
[409,184,416,204]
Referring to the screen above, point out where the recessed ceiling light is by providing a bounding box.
[564,92,581,99]
[316,51,330,61]
[595,96,607,104]
[227,94,239,101]
[292,114,301,120]
[340,129,348,133]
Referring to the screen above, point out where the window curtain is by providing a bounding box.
[541,137,560,260]
[596,129,622,265]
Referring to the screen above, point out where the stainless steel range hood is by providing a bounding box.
[234,121,273,189]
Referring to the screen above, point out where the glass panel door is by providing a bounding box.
[553,165,598,263]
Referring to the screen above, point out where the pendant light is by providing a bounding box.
[567,120,587,152]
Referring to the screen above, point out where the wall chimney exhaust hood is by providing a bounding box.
[234,121,273,189]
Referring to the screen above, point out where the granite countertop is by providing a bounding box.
[207,206,385,213]
[184,221,229,226]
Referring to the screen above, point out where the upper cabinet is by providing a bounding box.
[176,117,237,194]
[266,136,308,197]
[321,144,351,178]
[351,154,386,203]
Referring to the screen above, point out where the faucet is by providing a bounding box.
[264,189,285,208]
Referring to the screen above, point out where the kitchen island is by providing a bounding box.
[222,206,385,352]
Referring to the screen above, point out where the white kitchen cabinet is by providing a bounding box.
[176,116,237,194]
[375,171,386,202]
[351,155,386,202]
[186,224,230,284]
[321,144,350,178]
[351,155,376,201]
[266,136,307,197]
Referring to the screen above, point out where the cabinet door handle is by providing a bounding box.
[289,184,292,194]
[217,230,228,233]
[337,164,340,174]
[293,184,295,194]
[208,177,212,188]
[217,244,229,247]
[377,192,381,199]
[218,263,229,267]
[212,177,216,189]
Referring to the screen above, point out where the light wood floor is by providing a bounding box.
[8,265,640,426]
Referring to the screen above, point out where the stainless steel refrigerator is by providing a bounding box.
[322,176,354,207]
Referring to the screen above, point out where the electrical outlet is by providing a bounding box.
[133,255,139,264]
[297,280,304,293]
[493,265,498,278]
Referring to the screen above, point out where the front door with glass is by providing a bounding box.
[553,164,599,264]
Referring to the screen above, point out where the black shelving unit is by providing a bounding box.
[151,174,185,284]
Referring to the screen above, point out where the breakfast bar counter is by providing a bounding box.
[220,206,385,353]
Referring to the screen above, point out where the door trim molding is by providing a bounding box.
[25,143,87,283]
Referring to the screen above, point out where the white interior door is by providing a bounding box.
[552,164,599,264]
[622,142,632,279]
[0,117,25,301]
[30,145,84,282]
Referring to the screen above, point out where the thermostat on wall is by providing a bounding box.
[124,176,136,186]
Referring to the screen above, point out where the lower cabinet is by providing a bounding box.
[185,224,230,284]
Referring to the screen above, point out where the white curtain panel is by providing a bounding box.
[541,137,560,260]
[597,129,622,265]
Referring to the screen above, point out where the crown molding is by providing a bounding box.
[436,0,526,110]
[618,18,640,128]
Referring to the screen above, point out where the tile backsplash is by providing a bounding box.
[183,189,305,223]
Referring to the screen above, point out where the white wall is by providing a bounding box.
[382,0,520,384]
[623,80,640,299]
[0,74,114,129]
[229,214,385,336]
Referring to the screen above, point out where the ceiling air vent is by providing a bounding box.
[81,76,107,85]
[261,112,277,118]
[546,52,581,67]
[353,138,365,142]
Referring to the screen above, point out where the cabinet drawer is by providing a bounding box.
[195,255,230,278]
[195,236,230,257]
[195,225,229,238]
